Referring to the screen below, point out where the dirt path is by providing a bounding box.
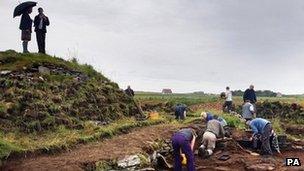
[2,124,180,171]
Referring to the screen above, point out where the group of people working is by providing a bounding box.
[19,6,50,53]
[222,85,257,113]
[171,85,280,171]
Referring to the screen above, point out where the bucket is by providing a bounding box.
[149,112,159,120]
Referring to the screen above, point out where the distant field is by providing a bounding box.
[135,92,304,106]
[135,92,219,106]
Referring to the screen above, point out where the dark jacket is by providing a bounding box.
[175,104,187,115]
[125,88,134,97]
[34,15,50,33]
[19,13,32,31]
[243,89,257,103]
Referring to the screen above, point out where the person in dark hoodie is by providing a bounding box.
[243,85,257,104]
[124,85,134,97]
[19,7,33,53]
[34,7,50,54]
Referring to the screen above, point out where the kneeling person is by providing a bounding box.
[199,119,225,157]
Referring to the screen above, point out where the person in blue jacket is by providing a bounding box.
[175,104,187,120]
[201,112,227,127]
[247,118,280,155]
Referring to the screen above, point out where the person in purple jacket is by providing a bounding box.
[171,127,197,171]
[247,118,280,155]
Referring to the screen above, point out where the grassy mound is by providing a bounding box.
[0,50,140,133]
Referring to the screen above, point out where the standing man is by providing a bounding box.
[19,7,33,53]
[223,86,233,113]
[243,85,257,104]
[34,7,50,54]
[124,85,135,97]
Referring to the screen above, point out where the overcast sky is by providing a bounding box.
[1,0,304,94]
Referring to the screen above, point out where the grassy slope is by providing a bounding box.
[0,50,141,161]
[0,50,104,79]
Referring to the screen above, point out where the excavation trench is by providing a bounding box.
[82,125,304,171]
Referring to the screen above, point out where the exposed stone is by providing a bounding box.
[0,70,12,75]
[246,163,275,171]
[38,66,50,75]
[138,168,155,171]
[117,155,141,169]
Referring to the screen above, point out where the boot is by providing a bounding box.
[22,41,29,53]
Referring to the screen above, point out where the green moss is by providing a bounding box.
[95,161,112,171]
[0,138,22,159]
[270,118,285,134]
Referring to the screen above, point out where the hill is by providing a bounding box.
[0,50,141,133]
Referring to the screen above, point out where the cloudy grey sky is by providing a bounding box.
[1,0,304,94]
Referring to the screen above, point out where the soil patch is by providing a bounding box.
[1,124,180,171]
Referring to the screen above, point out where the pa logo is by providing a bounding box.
[286,158,301,166]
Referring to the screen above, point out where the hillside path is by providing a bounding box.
[2,124,180,171]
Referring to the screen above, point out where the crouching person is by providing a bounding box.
[201,112,228,127]
[175,104,187,120]
[171,127,197,171]
[247,118,280,155]
[199,119,225,158]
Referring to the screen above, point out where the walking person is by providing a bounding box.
[34,7,50,54]
[171,127,197,171]
[223,86,233,113]
[19,7,33,53]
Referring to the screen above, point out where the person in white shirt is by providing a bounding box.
[222,86,233,113]
[33,7,50,54]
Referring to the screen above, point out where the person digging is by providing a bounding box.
[198,119,225,158]
[247,118,281,155]
[171,127,197,171]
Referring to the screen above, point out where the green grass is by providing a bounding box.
[0,117,167,160]
[135,92,218,106]
[270,118,285,134]
[0,50,106,80]
[0,138,22,160]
